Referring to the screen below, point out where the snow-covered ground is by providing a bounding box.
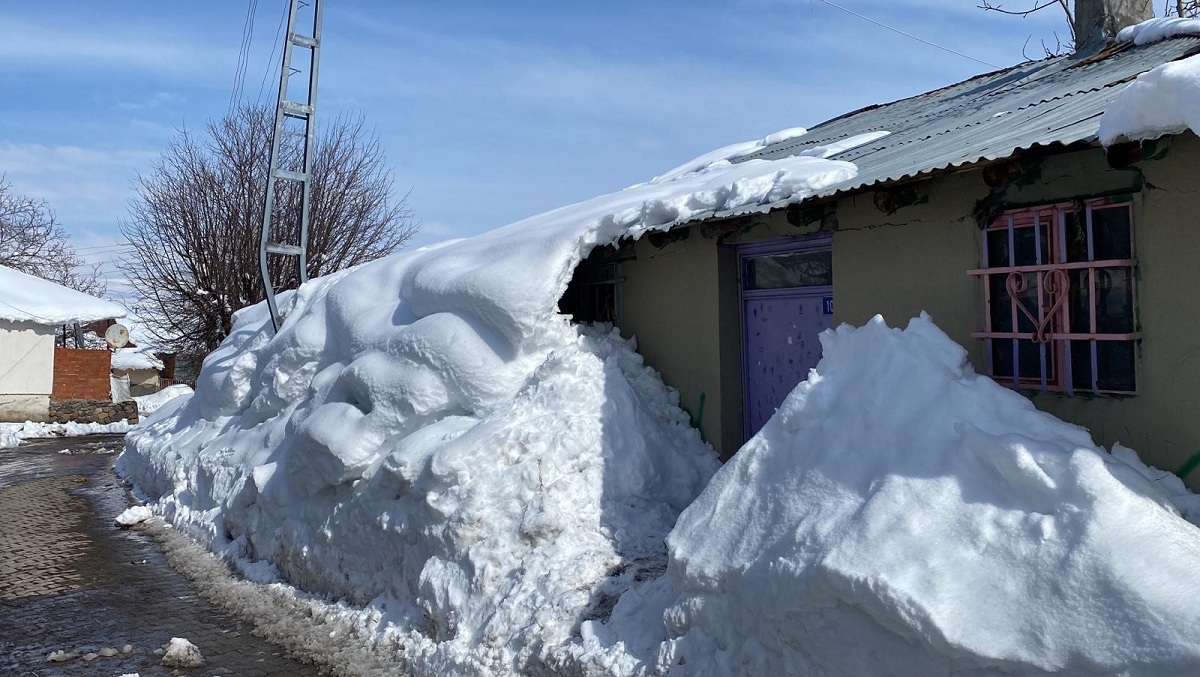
[0,420,132,449]
[118,52,1200,675]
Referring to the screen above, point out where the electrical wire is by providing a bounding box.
[257,0,291,104]
[816,0,1001,69]
[72,243,134,253]
[228,0,261,111]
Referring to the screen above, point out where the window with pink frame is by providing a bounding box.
[969,198,1139,395]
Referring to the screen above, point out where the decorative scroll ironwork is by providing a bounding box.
[1005,268,1070,343]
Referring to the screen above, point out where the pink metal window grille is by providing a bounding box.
[968,198,1139,395]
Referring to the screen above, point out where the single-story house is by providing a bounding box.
[88,316,179,396]
[562,2,1200,485]
[0,264,127,422]
[111,346,166,397]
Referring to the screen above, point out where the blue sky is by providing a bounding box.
[0,1,1074,286]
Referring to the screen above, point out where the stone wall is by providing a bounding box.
[52,347,112,401]
[47,399,138,425]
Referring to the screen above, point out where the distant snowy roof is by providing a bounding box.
[112,346,164,371]
[661,33,1200,227]
[0,264,126,325]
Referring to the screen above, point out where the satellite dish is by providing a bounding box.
[104,323,130,349]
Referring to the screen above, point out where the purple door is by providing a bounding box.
[740,236,833,439]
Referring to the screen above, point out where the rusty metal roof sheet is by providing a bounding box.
[703,37,1200,223]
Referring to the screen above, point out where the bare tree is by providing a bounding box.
[0,177,104,296]
[979,1,1076,55]
[1167,0,1200,17]
[982,1,1196,56]
[120,105,417,363]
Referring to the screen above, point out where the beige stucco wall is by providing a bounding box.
[830,173,982,364]
[813,138,1200,483]
[0,319,54,422]
[619,233,742,456]
[828,137,1200,483]
[615,134,1200,483]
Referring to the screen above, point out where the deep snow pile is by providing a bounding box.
[0,420,133,449]
[647,315,1200,675]
[133,384,194,416]
[1098,51,1200,145]
[118,133,858,674]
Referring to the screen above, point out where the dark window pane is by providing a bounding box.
[991,338,1043,380]
[1071,340,1094,391]
[1091,205,1132,261]
[1068,269,1090,334]
[1012,222,1051,266]
[1013,226,1036,266]
[1064,210,1089,263]
[1011,272,1038,334]
[993,338,1013,378]
[745,250,832,290]
[559,264,618,323]
[1097,340,1137,392]
[1096,267,1135,334]
[1018,339,1045,380]
[987,228,1010,266]
[989,275,1012,332]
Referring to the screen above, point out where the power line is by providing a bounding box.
[73,243,133,253]
[229,0,261,111]
[256,0,290,105]
[816,0,1001,69]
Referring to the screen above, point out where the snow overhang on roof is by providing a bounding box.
[111,346,165,371]
[671,35,1200,229]
[0,264,126,326]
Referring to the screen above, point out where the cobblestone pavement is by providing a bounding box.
[0,434,326,676]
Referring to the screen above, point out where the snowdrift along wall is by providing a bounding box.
[117,134,860,673]
[119,114,1200,675]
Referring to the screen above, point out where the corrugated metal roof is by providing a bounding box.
[701,37,1200,222]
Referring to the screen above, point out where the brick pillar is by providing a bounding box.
[52,347,113,401]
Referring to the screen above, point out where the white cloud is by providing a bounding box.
[0,18,225,78]
[0,143,155,234]
[117,92,186,112]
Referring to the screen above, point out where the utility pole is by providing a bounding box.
[259,0,323,333]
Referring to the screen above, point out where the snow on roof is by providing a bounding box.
[0,264,126,325]
[722,36,1200,218]
[648,127,810,185]
[111,346,165,371]
[1098,52,1200,145]
[1117,17,1200,46]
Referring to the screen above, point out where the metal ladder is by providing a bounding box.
[258,0,324,332]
